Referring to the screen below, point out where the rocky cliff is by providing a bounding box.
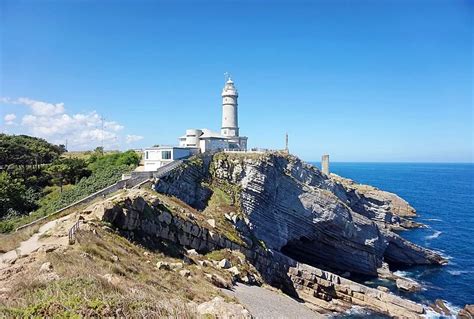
[89,189,429,318]
[155,152,446,276]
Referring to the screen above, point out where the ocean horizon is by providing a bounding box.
[309,161,474,312]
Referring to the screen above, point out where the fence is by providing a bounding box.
[68,219,81,244]
[14,159,186,232]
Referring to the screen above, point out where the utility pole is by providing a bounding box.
[101,116,105,154]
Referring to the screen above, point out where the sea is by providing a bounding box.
[311,162,474,317]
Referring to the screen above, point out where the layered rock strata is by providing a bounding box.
[155,152,446,276]
[85,190,428,318]
[330,174,424,230]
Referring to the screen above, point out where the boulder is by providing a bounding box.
[218,258,231,269]
[206,219,216,228]
[227,266,240,276]
[396,278,422,292]
[179,269,191,278]
[39,262,53,273]
[170,262,183,270]
[156,261,171,270]
[430,299,452,316]
[186,249,199,256]
[458,304,474,319]
[205,273,231,289]
[197,297,251,319]
[102,273,120,285]
[376,286,390,293]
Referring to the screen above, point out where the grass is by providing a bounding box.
[0,189,126,253]
[201,184,246,247]
[0,224,41,253]
[0,226,230,318]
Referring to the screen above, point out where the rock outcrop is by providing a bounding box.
[330,174,424,230]
[155,152,446,276]
[86,189,429,318]
[458,304,474,319]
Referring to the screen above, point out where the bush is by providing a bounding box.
[0,172,38,219]
[36,164,130,217]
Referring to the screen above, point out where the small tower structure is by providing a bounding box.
[322,154,330,175]
[221,74,239,137]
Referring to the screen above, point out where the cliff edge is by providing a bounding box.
[155,152,446,276]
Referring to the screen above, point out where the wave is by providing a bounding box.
[424,218,443,222]
[447,270,473,276]
[393,270,411,278]
[425,231,442,240]
[423,300,462,319]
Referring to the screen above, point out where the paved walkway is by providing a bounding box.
[222,283,325,319]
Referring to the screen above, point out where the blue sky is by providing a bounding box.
[0,0,472,162]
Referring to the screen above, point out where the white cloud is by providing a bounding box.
[1,96,139,150]
[126,134,144,144]
[3,97,65,116]
[4,113,16,125]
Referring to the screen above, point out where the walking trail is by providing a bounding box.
[223,283,325,319]
[0,215,72,269]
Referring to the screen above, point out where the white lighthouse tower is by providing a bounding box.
[176,73,248,153]
[221,74,239,137]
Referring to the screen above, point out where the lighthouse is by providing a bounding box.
[221,75,239,137]
[176,73,248,153]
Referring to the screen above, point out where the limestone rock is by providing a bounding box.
[430,299,452,316]
[458,304,474,319]
[206,219,216,228]
[102,273,120,285]
[227,266,240,276]
[197,297,251,319]
[179,269,191,278]
[154,152,445,276]
[218,258,231,269]
[170,262,183,270]
[205,273,231,289]
[377,286,390,293]
[396,278,422,292]
[39,262,53,273]
[186,249,199,256]
[198,260,213,267]
[156,261,171,270]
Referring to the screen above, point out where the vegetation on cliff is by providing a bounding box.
[0,134,140,233]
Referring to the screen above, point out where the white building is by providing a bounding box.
[144,75,248,171]
[143,146,199,171]
[179,76,248,153]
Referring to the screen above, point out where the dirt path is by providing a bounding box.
[0,215,72,269]
[222,283,325,319]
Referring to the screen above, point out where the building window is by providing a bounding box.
[162,151,172,159]
[145,151,148,159]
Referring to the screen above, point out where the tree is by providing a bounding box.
[61,158,91,184]
[0,172,37,218]
[46,162,69,193]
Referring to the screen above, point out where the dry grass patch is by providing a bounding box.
[0,224,41,253]
[0,226,229,318]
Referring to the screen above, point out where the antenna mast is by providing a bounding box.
[101,116,105,153]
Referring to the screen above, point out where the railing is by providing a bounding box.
[152,159,184,179]
[15,160,186,233]
[68,219,81,244]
